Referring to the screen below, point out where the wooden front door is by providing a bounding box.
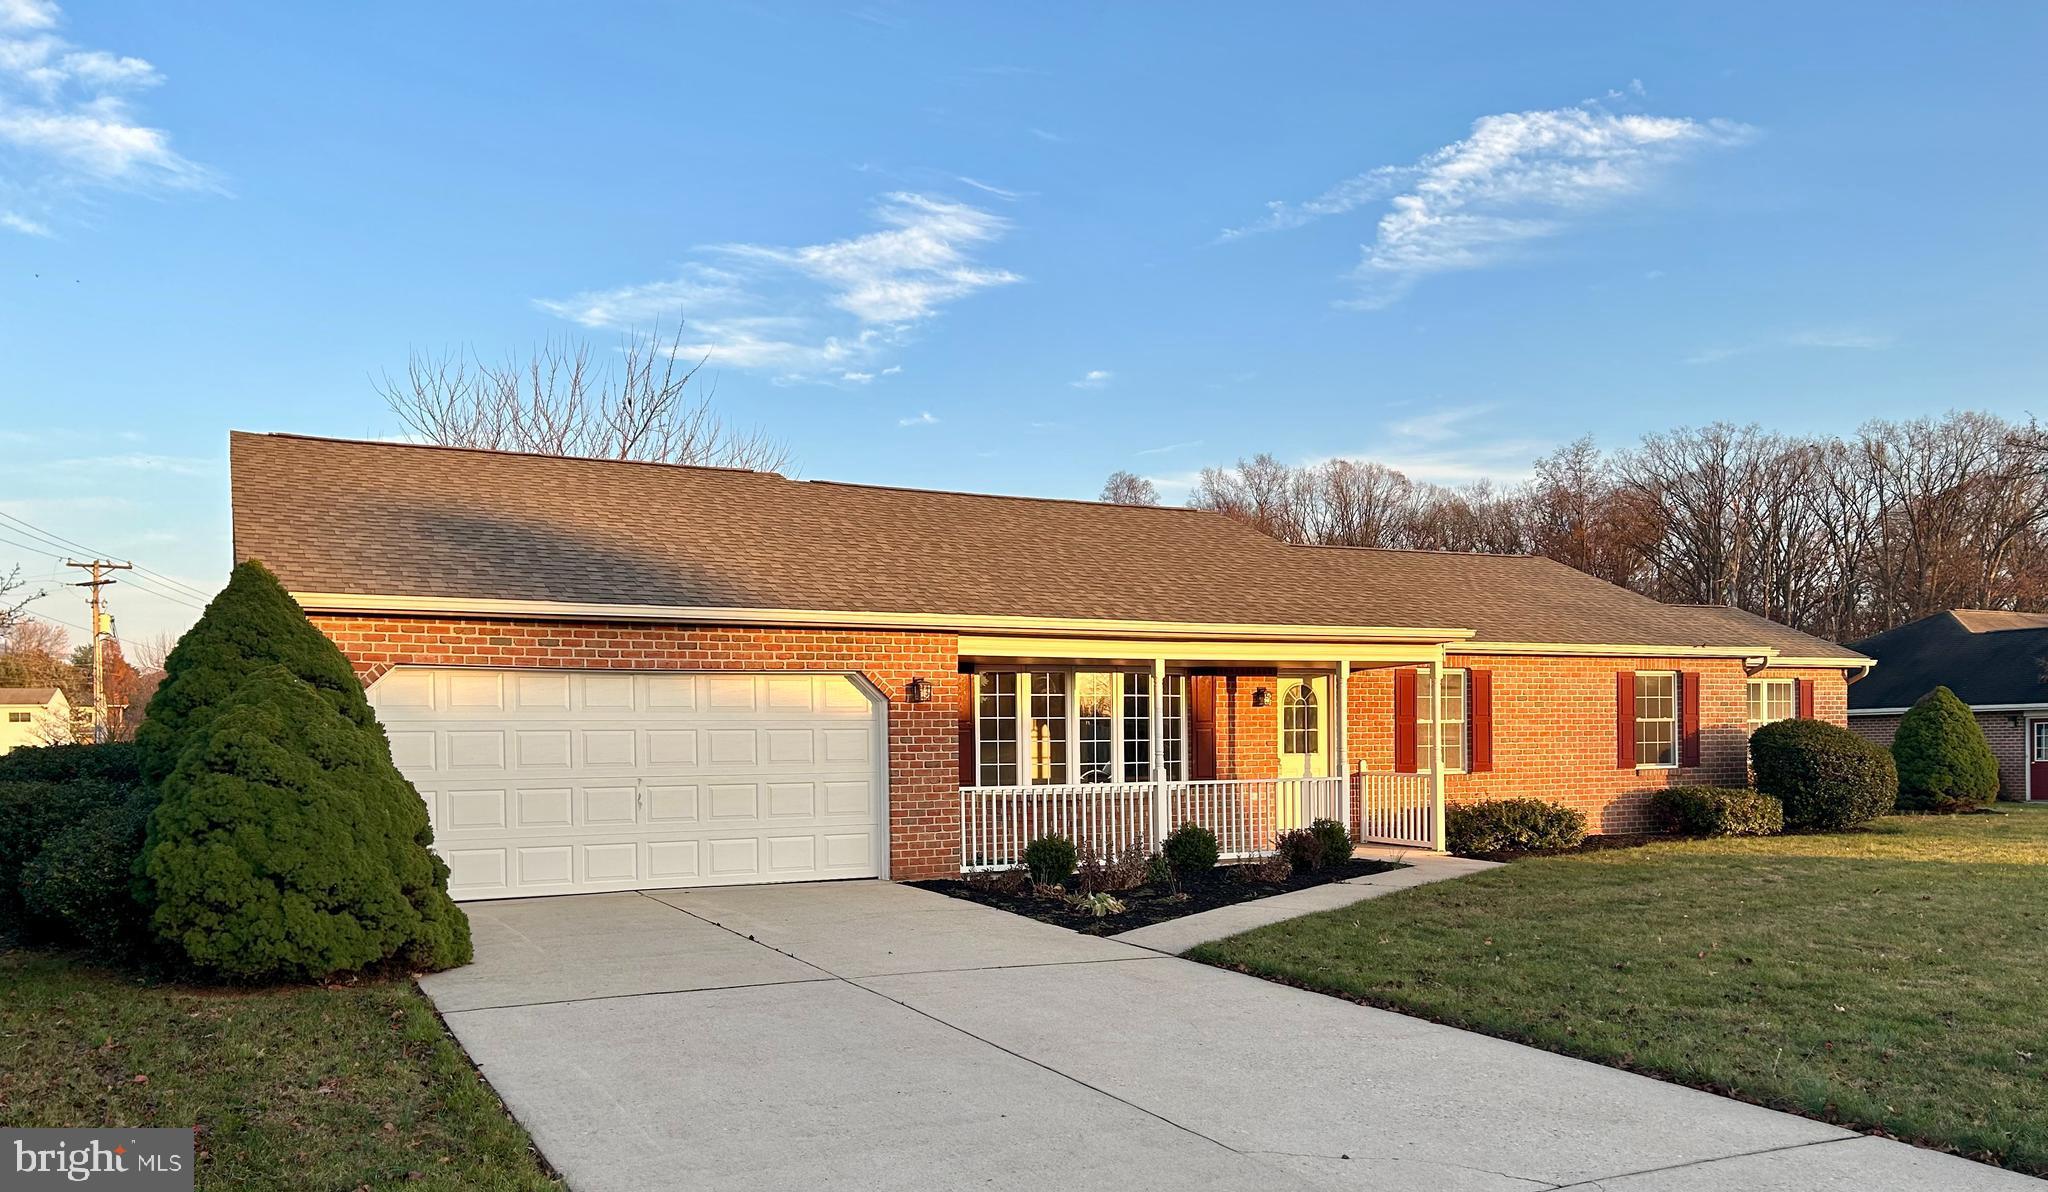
[2030,719,2048,801]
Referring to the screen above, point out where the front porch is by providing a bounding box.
[952,634,1460,872]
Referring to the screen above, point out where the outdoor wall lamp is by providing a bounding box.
[904,677,934,704]
[1251,686,1272,707]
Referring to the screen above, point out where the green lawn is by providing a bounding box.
[1193,808,2048,1176]
[0,950,557,1191]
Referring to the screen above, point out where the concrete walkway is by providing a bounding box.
[422,881,2041,1192]
[1110,848,1503,954]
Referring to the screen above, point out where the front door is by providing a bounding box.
[2031,720,2048,801]
[1277,674,1331,779]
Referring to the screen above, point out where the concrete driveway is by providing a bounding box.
[423,881,2039,1192]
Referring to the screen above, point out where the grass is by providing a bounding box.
[1192,807,2048,1176]
[0,949,558,1191]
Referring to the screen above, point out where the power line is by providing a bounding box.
[0,525,206,611]
[0,511,214,602]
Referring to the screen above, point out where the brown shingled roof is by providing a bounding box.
[229,432,1864,659]
[0,687,63,705]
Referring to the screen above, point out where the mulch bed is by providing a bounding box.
[910,857,1403,936]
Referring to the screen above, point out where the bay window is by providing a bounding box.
[975,670,1188,786]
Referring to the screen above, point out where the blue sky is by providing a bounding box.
[2,1,2045,646]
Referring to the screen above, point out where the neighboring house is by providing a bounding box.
[229,432,1872,899]
[1847,609,2048,802]
[0,687,72,755]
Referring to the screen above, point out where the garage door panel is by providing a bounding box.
[373,668,885,899]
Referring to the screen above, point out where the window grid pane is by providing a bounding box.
[1281,682,1320,755]
[1162,674,1185,781]
[1030,672,1068,784]
[1076,672,1114,783]
[1120,673,1151,782]
[976,672,1018,786]
[1634,673,1677,767]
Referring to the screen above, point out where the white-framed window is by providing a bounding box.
[1280,680,1320,757]
[1419,669,1469,772]
[1746,678,1795,726]
[1634,672,1678,768]
[976,670,1187,786]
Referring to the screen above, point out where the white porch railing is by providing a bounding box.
[1359,771,1438,849]
[959,777,1349,871]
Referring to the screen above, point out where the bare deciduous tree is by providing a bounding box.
[0,567,35,641]
[378,322,792,471]
[1110,410,2048,642]
[1099,471,1160,505]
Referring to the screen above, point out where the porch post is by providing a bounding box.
[1150,655,1168,843]
[1334,659,1351,832]
[1429,653,1447,851]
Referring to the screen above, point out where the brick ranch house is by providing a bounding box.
[231,432,1873,899]
[1848,609,2048,803]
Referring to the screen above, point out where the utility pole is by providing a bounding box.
[66,559,132,744]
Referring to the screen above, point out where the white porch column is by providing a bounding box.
[1334,659,1351,832]
[1429,653,1447,851]
[1150,655,1168,843]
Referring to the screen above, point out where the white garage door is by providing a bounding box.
[369,667,887,900]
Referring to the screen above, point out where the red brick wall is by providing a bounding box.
[310,615,967,880]
[1850,708,2037,801]
[1343,657,1852,835]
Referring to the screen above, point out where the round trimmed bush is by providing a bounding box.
[1309,817,1353,867]
[142,667,471,981]
[1022,833,1077,886]
[0,777,136,937]
[1750,718,1896,831]
[137,560,384,785]
[1892,686,1999,811]
[1273,827,1324,873]
[20,787,156,956]
[1445,798,1587,857]
[1161,822,1219,877]
[1652,785,1784,837]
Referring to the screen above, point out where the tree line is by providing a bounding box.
[1103,411,2048,644]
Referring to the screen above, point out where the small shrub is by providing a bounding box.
[1161,822,1219,877]
[0,742,143,785]
[1067,891,1127,918]
[1234,851,1292,883]
[1751,719,1897,831]
[1310,817,1353,866]
[1653,785,1784,837]
[1021,833,1077,886]
[1445,798,1588,857]
[1892,686,2000,812]
[1143,851,1176,891]
[1076,840,1152,895]
[20,787,157,956]
[1273,827,1325,873]
[963,867,1027,895]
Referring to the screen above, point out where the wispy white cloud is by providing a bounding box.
[897,410,938,427]
[1387,404,1496,443]
[954,175,1024,201]
[1136,440,1201,457]
[1069,368,1113,389]
[0,2,216,234]
[537,192,1019,382]
[1222,99,1752,308]
[1684,328,1892,366]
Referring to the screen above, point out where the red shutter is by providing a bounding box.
[958,673,978,785]
[1615,671,1636,769]
[1393,668,1418,774]
[1188,675,1219,781]
[1797,677,1817,719]
[1680,671,1702,768]
[1469,670,1494,772]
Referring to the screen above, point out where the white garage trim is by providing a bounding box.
[369,667,890,900]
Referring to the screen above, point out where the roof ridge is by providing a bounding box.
[1283,541,1539,559]
[800,477,1239,518]
[234,431,781,479]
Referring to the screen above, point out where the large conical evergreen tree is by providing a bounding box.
[137,561,380,785]
[1893,685,2001,811]
[136,558,469,979]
